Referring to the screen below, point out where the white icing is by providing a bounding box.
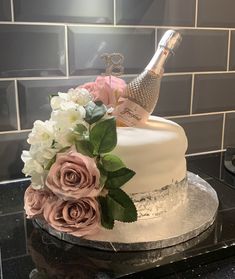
[113,116,188,194]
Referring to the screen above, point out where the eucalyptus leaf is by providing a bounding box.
[101,154,125,172]
[90,117,117,154]
[107,189,137,223]
[75,140,95,157]
[98,196,114,229]
[106,167,136,189]
[84,101,107,125]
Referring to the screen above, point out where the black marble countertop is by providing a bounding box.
[1,152,235,278]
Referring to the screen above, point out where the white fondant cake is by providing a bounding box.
[113,116,188,194]
[111,115,188,220]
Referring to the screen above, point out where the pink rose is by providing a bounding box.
[46,151,100,200]
[24,185,52,218]
[80,75,126,108]
[43,196,100,237]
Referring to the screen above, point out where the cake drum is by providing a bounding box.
[34,172,219,252]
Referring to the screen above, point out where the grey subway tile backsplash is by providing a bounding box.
[157,29,228,73]
[18,78,95,129]
[224,113,235,148]
[0,132,29,181]
[0,81,17,131]
[193,74,235,114]
[153,75,192,117]
[68,27,155,76]
[0,25,66,78]
[0,0,11,21]
[116,0,195,27]
[228,31,235,71]
[171,114,223,154]
[198,0,235,28]
[13,0,113,24]
[0,1,235,181]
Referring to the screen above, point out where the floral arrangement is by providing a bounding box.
[22,76,138,237]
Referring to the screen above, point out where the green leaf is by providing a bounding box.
[74,124,87,135]
[45,156,56,170]
[106,167,136,189]
[101,154,125,172]
[84,101,107,125]
[90,117,117,154]
[44,146,70,170]
[75,140,95,157]
[97,162,108,187]
[98,196,114,229]
[107,189,137,223]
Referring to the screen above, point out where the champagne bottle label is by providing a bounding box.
[113,98,149,126]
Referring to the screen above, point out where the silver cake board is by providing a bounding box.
[34,172,219,252]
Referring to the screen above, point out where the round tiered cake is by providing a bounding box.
[22,75,218,251]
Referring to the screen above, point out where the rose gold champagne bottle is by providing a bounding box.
[114,30,182,126]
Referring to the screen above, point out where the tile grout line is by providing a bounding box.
[221,113,226,150]
[0,129,31,135]
[2,70,235,82]
[10,0,14,22]
[0,210,24,217]
[113,0,116,25]
[194,0,198,27]
[0,21,234,31]
[0,177,30,184]
[2,253,28,263]
[0,248,3,279]
[186,149,226,157]
[23,213,28,254]
[189,74,195,114]
[14,80,21,131]
[166,109,235,119]
[64,25,69,77]
[155,28,158,50]
[226,30,231,71]
[164,71,235,76]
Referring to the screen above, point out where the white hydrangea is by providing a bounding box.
[50,88,92,111]
[67,88,92,106]
[28,120,54,147]
[22,86,93,188]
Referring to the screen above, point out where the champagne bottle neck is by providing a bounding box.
[145,47,171,76]
[146,30,182,76]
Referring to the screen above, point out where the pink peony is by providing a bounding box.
[43,196,100,237]
[24,185,52,218]
[46,151,100,200]
[80,75,126,108]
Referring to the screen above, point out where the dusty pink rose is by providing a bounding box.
[24,185,52,218]
[80,75,126,108]
[43,196,100,237]
[46,151,100,200]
